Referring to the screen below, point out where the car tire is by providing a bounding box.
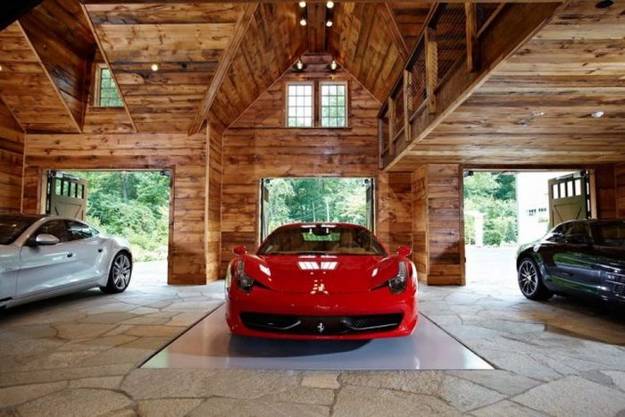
[517,257,552,301]
[101,252,132,294]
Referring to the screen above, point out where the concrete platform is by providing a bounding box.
[142,305,493,371]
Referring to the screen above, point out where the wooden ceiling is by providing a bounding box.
[389,0,625,170]
[85,3,243,133]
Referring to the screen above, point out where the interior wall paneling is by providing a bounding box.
[205,125,223,281]
[0,100,24,213]
[22,133,207,285]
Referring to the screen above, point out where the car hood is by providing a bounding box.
[245,254,397,294]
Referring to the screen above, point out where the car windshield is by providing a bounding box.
[258,225,387,256]
[590,222,625,248]
[0,215,39,245]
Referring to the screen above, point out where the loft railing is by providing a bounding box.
[378,3,505,169]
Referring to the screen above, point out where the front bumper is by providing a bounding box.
[226,286,418,340]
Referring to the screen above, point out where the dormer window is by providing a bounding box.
[94,64,123,108]
[286,82,314,127]
[320,81,347,127]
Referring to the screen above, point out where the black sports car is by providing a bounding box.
[517,219,625,303]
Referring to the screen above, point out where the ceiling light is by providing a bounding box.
[0,64,3,71]
[151,63,159,72]
[299,1,306,8]
[329,59,338,71]
[326,1,334,8]
[295,59,304,71]
[531,111,545,118]
[299,17,307,26]
[591,111,605,119]
[326,19,333,27]
[596,0,614,8]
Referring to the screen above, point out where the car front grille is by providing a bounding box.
[240,312,403,335]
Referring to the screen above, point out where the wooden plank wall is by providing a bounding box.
[594,165,616,220]
[411,164,465,285]
[206,127,223,281]
[21,133,209,284]
[221,66,412,276]
[0,102,24,213]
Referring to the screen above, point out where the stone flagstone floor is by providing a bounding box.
[1,259,625,417]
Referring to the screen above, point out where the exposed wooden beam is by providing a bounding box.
[307,3,327,52]
[383,2,409,61]
[80,4,138,133]
[15,22,82,133]
[188,2,259,135]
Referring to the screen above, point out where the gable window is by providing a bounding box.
[320,81,347,128]
[286,82,314,127]
[95,64,123,108]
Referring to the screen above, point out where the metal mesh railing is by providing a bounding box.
[434,5,467,85]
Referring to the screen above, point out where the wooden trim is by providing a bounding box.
[188,2,260,135]
[80,4,138,133]
[83,0,563,4]
[16,22,82,134]
[476,4,506,38]
[425,28,438,114]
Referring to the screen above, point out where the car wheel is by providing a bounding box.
[518,258,552,301]
[101,252,132,294]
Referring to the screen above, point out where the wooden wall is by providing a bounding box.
[206,127,223,281]
[221,65,411,275]
[616,164,625,219]
[0,102,24,213]
[21,133,211,284]
[411,164,465,285]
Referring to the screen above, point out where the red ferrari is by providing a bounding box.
[225,223,418,340]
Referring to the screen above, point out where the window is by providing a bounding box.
[320,82,347,127]
[33,220,70,243]
[96,65,123,108]
[286,82,313,127]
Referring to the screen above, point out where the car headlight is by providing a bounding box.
[388,261,408,294]
[236,260,255,292]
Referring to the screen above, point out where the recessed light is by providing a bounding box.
[326,1,334,8]
[151,63,159,72]
[596,0,614,9]
[591,111,605,119]
[299,17,307,26]
[531,111,545,118]
[299,1,306,8]
[326,19,333,27]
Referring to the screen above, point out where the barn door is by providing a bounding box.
[548,172,590,228]
[260,179,271,241]
[45,171,88,220]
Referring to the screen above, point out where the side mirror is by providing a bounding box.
[35,234,60,246]
[233,245,247,256]
[396,245,412,258]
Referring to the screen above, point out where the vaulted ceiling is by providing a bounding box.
[0,0,417,135]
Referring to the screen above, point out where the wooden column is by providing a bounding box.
[388,97,396,155]
[412,164,465,286]
[425,28,438,114]
[465,3,479,73]
[402,69,412,141]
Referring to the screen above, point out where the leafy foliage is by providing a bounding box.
[264,178,370,235]
[72,171,170,261]
[464,172,518,246]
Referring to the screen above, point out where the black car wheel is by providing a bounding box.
[518,258,552,301]
[101,252,132,294]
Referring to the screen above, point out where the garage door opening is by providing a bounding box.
[44,170,172,283]
[463,170,588,287]
[259,177,374,240]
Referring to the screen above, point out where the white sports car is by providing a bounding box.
[0,214,132,309]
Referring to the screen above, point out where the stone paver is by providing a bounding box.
[0,259,624,416]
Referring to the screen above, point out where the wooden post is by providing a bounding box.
[465,3,479,73]
[425,28,438,114]
[402,69,412,141]
[388,97,396,155]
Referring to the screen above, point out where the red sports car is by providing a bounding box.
[225,223,418,340]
